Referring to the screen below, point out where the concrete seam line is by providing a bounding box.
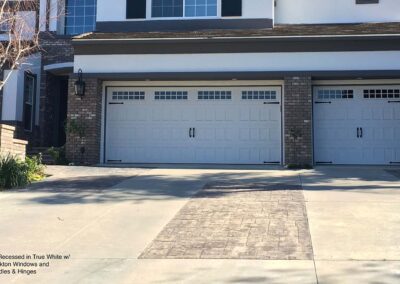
[299,173,319,284]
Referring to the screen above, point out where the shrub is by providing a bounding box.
[0,155,29,189]
[0,154,45,190]
[47,146,69,165]
[25,154,45,182]
[65,120,86,138]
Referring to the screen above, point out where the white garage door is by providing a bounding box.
[314,85,400,165]
[105,86,282,164]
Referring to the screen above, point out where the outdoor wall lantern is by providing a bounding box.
[74,69,86,97]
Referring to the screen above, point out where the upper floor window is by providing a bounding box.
[152,0,217,18]
[127,0,241,19]
[65,0,97,35]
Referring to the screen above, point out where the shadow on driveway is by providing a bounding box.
[7,166,400,206]
[22,170,301,205]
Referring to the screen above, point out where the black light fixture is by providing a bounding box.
[74,69,86,97]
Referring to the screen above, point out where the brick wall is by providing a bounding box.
[284,76,313,166]
[0,85,3,121]
[0,69,3,121]
[65,77,102,165]
[39,33,74,66]
[0,124,28,160]
[6,120,41,148]
[39,33,74,147]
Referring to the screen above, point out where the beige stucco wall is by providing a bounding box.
[0,124,28,160]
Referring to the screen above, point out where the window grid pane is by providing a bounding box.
[242,90,278,100]
[198,91,232,100]
[316,90,354,100]
[112,91,145,101]
[65,0,97,35]
[185,0,217,17]
[152,0,183,17]
[363,89,400,99]
[152,0,217,17]
[24,74,36,131]
[154,91,188,100]
[25,76,35,105]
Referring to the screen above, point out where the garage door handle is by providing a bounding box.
[193,128,196,138]
[189,128,192,138]
[360,127,363,138]
[357,127,360,138]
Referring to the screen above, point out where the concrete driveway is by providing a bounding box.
[0,165,399,283]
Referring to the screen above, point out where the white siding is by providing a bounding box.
[97,0,126,22]
[74,51,400,74]
[2,54,41,125]
[96,0,274,22]
[16,11,37,39]
[243,0,274,19]
[49,0,63,32]
[275,0,400,24]
[0,10,37,40]
[95,0,400,24]
[2,71,21,121]
[39,0,64,32]
[39,0,47,31]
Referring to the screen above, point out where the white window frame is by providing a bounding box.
[148,0,222,20]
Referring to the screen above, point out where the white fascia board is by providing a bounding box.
[44,62,74,71]
[73,33,400,42]
[74,51,400,74]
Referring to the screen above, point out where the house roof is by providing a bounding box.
[75,22,400,41]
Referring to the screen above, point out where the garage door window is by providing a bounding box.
[198,91,232,100]
[242,90,277,100]
[363,89,400,99]
[317,90,354,100]
[112,91,145,100]
[155,91,188,100]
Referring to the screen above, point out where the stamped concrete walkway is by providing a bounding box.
[141,182,312,260]
[0,165,399,283]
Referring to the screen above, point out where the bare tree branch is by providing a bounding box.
[0,0,61,90]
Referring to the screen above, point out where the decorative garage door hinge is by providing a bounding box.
[107,160,122,163]
[109,102,124,105]
[390,162,400,164]
[315,101,332,104]
[263,102,280,105]
[263,161,280,164]
[316,161,333,164]
[388,101,400,103]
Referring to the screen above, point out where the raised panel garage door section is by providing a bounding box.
[314,85,400,165]
[105,86,282,164]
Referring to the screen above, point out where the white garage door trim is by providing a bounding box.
[313,84,400,165]
[103,84,283,165]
